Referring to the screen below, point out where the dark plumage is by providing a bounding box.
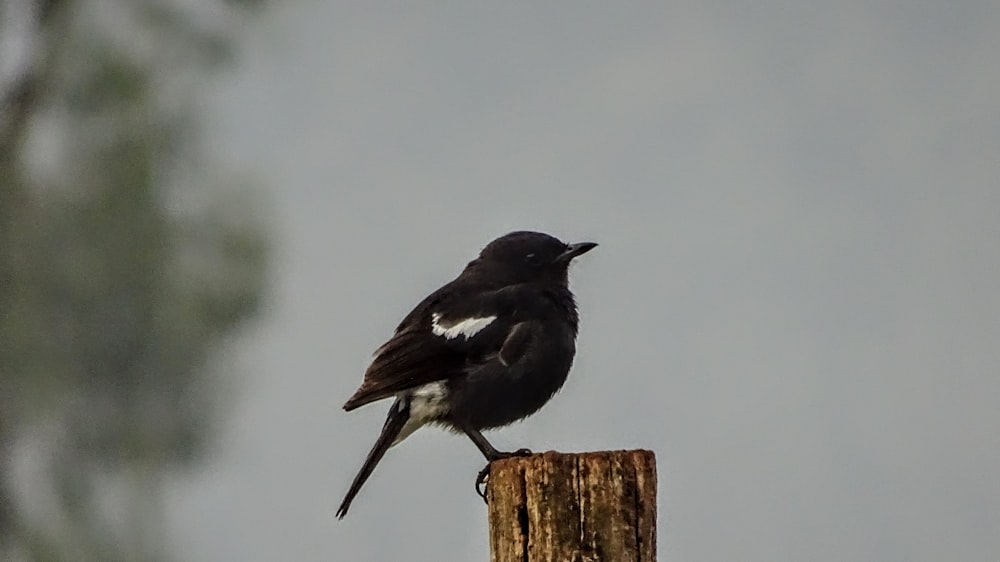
[336,231,596,518]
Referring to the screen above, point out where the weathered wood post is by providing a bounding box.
[487,450,657,562]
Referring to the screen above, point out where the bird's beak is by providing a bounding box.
[557,241,598,263]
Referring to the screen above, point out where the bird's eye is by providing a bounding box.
[525,253,542,266]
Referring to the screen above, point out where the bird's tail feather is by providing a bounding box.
[336,399,409,518]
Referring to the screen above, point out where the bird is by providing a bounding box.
[335,231,597,518]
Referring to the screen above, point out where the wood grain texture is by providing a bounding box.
[487,450,656,562]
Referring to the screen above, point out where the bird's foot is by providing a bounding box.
[475,465,491,503]
[476,448,533,504]
[485,447,532,462]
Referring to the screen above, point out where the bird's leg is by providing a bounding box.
[464,426,501,460]
[461,425,531,461]
[458,425,532,503]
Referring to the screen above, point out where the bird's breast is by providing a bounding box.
[445,324,577,430]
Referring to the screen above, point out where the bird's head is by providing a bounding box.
[467,231,597,286]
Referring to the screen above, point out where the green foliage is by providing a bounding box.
[0,0,269,559]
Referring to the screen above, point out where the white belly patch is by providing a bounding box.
[392,381,449,446]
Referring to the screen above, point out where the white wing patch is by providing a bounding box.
[431,313,497,340]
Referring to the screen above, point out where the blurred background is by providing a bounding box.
[2,2,998,561]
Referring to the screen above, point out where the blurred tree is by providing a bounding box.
[1,0,269,559]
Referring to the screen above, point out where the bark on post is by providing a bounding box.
[487,450,656,562]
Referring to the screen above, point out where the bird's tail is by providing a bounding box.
[336,398,409,518]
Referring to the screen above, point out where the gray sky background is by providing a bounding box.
[164,3,1000,561]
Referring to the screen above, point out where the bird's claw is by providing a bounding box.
[475,464,491,503]
[476,448,534,504]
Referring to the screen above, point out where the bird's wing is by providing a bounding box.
[342,284,530,410]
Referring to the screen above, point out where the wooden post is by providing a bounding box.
[487,450,656,562]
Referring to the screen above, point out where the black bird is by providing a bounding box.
[336,231,596,518]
